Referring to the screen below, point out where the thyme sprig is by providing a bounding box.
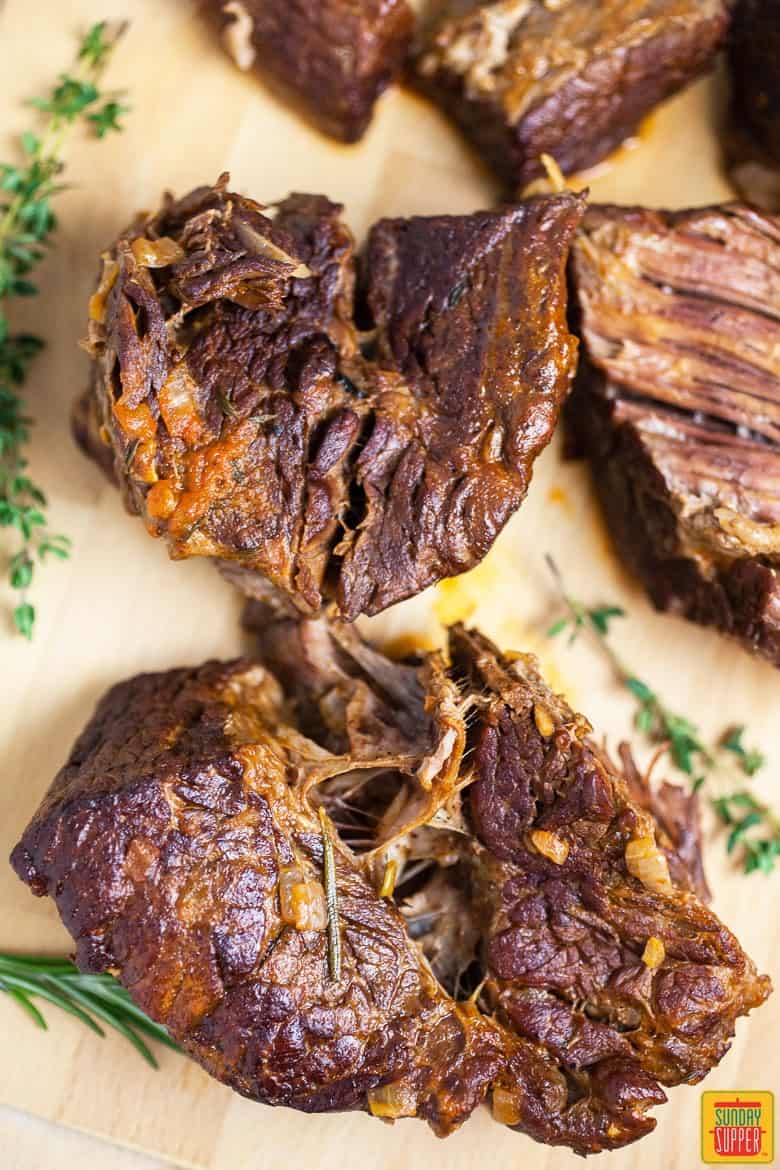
[547,601,625,643]
[545,556,778,873]
[0,952,178,1067]
[545,556,709,777]
[0,21,127,638]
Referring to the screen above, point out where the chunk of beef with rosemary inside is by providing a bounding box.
[566,203,780,666]
[13,610,770,1153]
[77,175,584,620]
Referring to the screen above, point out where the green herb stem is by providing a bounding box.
[0,952,177,1067]
[0,21,127,638]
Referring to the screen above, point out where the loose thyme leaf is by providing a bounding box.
[0,22,127,638]
[319,806,342,981]
[587,604,625,635]
[87,100,129,139]
[713,792,780,874]
[722,726,766,777]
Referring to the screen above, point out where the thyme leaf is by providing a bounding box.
[722,726,766,777]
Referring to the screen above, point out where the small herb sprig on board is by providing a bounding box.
[712,793,780,875]
[0,22,128,638]
[0,953,177,1067]
[545,556,779,874]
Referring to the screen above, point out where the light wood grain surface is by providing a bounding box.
[0,3,776,1169]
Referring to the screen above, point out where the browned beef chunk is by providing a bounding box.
[12,614,770,1153]
[449,628,767,1124]
[727,0,780,211]
[413,0,729,189]
[79,176,583,620]
[208,0,413,142]
[566,203,780,665]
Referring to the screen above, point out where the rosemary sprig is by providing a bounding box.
[319,806,342,981]
[0,21,128,638]
[545,556,778,873]
[0,952,178,1067]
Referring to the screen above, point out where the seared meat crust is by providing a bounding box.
[209,0,414,142]
[567,203,780,665]
[79,178,583,620]
[12,614,770,1152]
[414,0,729,188]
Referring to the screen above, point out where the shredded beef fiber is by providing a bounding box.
[566,202,780,666]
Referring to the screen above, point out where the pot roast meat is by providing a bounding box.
[727,0,780,212]
[9,656,503,1132]
[79,177,584,620]
[450,628,767,1106]
[208,0,413,142]
[12,613,770,1153]
[413,0,730,189]
[567,203,780,665]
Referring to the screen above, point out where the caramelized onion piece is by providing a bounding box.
[492,1087,522,1127]
[530,829,569,864]
[625,835,673,894]
[88,257,119,323]
[533,703,555,738]
[279,864,327,931]
[130,236,186,268]
[642,936,666,968]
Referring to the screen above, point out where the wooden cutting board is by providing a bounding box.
[0,3,776,1168]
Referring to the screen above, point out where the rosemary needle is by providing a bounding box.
[0,952,179,1067]
[319,806,342,982]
